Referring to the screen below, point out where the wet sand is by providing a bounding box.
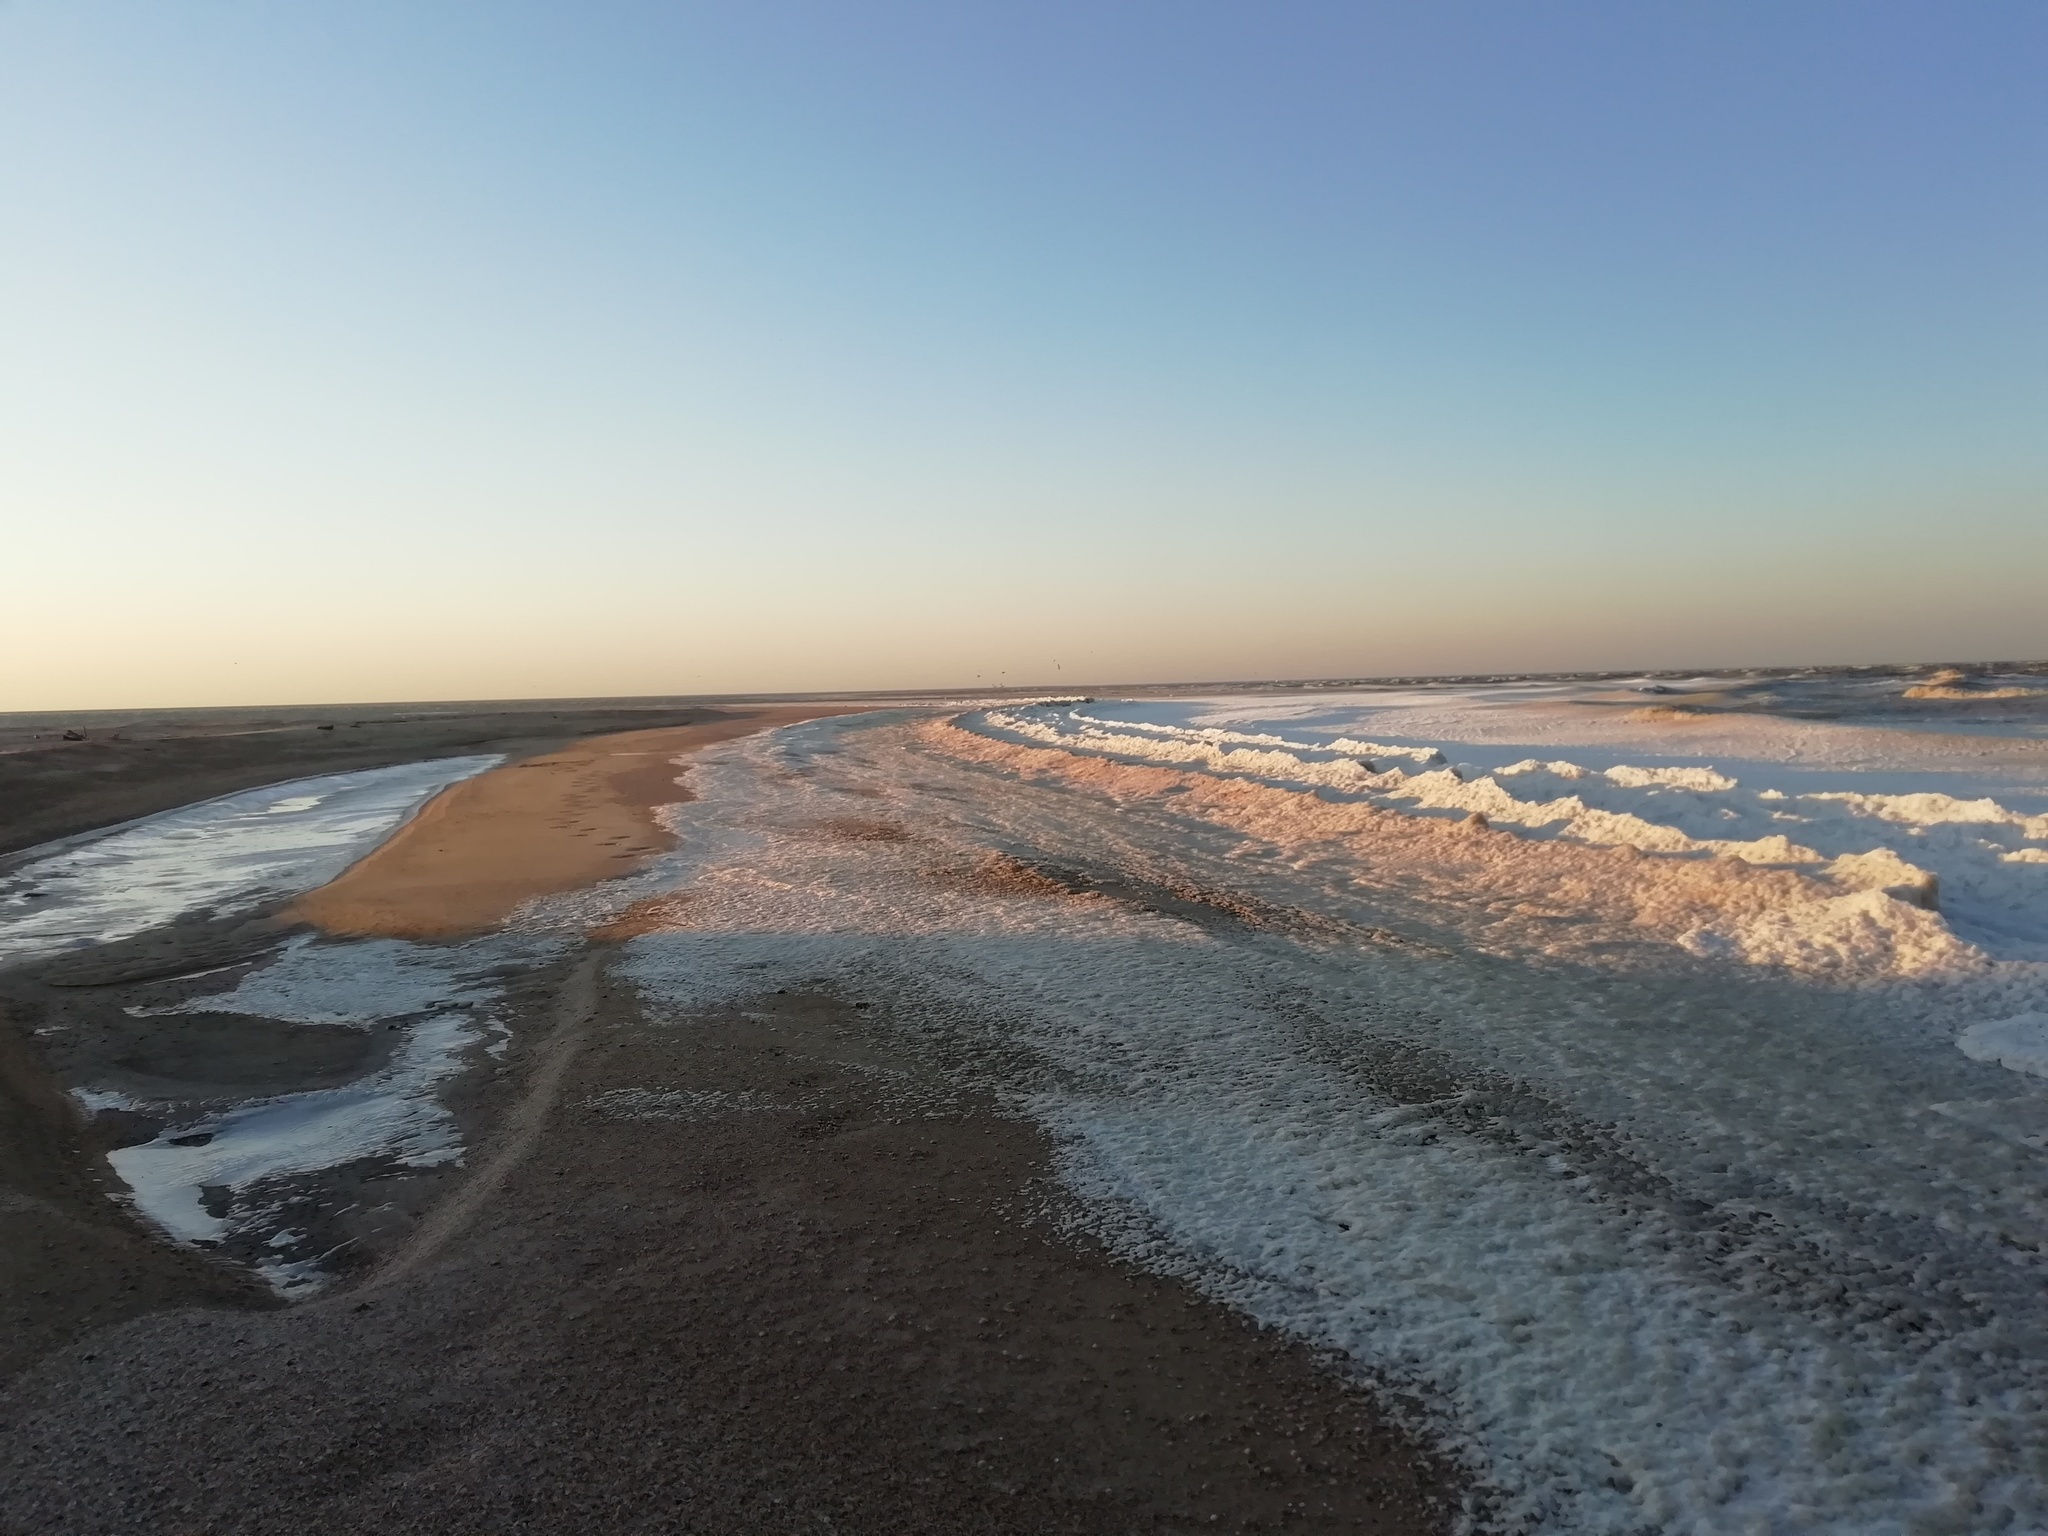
[0,704,1459,1534]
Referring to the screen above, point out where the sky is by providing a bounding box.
[2,1,2044,708]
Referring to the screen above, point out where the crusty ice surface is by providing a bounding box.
[105,1009,480,1248]
[565,695,2048,1535]
[83,933,546,1293]
[973,691,2048,967]
[1958,1012,2048,1079]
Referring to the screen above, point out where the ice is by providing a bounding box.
[1602,764,1736,791]
[968,693,2048,968]
[0,756,500,967]
[83,933,542,1292]
[69,1086,145,1114]
[109,1010,482,1253]
[595,706,2048,1533]
[27,675,2044,1517]
[1804,790,2048,837]
[136,930,521,1026]
[1957,1013,2048,1078]
[3,756,517,1292]
[1678,888,1986,980]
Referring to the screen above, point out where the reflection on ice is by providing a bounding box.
[106,1011,481,1247]
[79,933,544,1294]
[0,756,499,967]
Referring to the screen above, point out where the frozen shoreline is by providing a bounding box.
[9,675,2048,1530]
[0,756,500,968]
[556,693,2048,1534]
[0,703,1465,1535]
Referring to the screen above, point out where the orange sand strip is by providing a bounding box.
[287,709,854,939]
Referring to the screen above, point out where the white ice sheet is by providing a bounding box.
[0,756,500,966]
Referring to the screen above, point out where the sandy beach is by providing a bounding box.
[286,710,857,938]
[0,699,739,1379]
[0,701,1455,1535]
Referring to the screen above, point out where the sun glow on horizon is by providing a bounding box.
[3,2,2044,709]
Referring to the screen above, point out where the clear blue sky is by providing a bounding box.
[3,2,2043,706]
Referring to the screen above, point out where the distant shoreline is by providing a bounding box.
[7,656,2046,727]
[286,707,860,940]
[0,700,752,861]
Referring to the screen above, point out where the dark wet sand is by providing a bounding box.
[0,704,1460,1535]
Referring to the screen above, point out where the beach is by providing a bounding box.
[12,5,2039,1526]
[0,698,1454,1535]
[6,672,2048,1531]
[0,698,740,1379]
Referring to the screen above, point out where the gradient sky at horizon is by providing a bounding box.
[3,1,2044,708]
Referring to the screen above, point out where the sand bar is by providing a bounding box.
[286,708,853,939]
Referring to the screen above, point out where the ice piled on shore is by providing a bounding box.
[604,707,2048,1534]
[1677,887,1985,977]
[966,698,2048,973]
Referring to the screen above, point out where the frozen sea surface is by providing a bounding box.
[971,686,2048,967]
[18,676,2048,1520]
[0,756,499,967]
[569,685,2048,1535]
